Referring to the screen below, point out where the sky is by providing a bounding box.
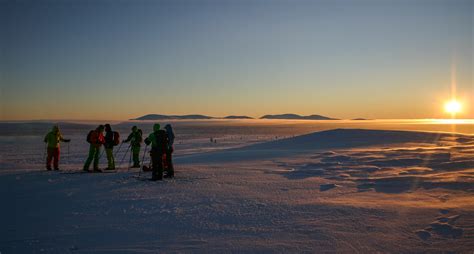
[1,0,473,120]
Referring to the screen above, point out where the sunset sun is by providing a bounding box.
[444,100,462,114]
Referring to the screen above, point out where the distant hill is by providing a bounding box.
[224,115,254,119]
[133,113,338,121]
[260,114,302,119]
[260,114,338,120]
[304,114,339,120]
[132,114,214,120]
[352,118,371,121]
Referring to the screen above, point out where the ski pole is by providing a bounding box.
[98,147,106,160]
[114,142,124,158]
[127,148,132,172]
[67,142,70,165]
[139,144,149,176]
[119,144,131,167]
[42,143,47,164]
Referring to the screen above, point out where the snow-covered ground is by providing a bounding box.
[1,120,473,253]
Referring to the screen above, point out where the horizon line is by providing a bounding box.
[1,118,474,123]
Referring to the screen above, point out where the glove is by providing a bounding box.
[144,138,151,146]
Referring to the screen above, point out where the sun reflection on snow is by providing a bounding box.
[428,119,474,125]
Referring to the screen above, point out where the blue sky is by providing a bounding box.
[1,0,472,120]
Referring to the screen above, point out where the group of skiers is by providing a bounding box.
[43,123,175,181]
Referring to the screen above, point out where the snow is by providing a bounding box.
[1,121,473,253]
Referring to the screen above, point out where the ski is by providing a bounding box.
[59,170,117,174]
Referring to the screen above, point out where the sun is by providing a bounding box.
[444,100,462,114]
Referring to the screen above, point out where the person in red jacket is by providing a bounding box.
[83,125,105,172]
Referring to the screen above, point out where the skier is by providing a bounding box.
[123,126,143,168]
[104,124,119,170]
[144,123,169,181]
[83,125,105,172]
[43,125,70,170]
[164,124,175,178]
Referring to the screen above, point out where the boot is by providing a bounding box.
[163,170,174,178]
[168,166,174,178]
[151,172,163,181]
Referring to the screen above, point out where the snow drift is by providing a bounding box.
[176,128,458,164]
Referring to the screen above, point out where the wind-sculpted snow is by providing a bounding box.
[176,129,458,163]
[177,128,474,194]
[266,130,474,194]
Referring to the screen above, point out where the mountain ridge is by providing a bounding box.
[132,114,214,120]
[260,114,339,120]
[132,113,340,120]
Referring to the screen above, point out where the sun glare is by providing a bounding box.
[444,100,462,114]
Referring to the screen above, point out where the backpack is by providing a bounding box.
[86,130,94,143]
[154,130,169,152]
[134,129,143,144]
[113,131,120,146]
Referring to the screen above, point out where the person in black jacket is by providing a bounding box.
[144,123,169,181]
[164,124,175,178]
[104,124,117,170]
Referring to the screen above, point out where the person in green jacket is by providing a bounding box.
[44,125,70,170]
[123,126,143,168]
